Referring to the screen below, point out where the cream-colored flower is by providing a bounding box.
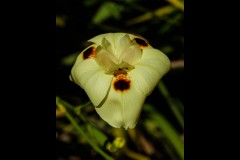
[70,33,170,129]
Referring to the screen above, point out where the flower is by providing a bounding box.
[70,33,170,129]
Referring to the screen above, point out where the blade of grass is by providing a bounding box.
[57,97,111,150]
[158,81,184,129]
[151,113,184,160]
[144,104,184,160]
[125,5,174,26]
[166,0,184,12]
[158,13,183,34]
[56,97,114,160]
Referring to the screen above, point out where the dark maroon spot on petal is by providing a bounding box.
[134,38,148,47]
[83,47,95,59]
[114,79,131,92]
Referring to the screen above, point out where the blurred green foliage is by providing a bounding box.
[56,0,184,159]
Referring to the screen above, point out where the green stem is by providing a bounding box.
[56,97,114,160]
[56,96,91,122]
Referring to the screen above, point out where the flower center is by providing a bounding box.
[112,65,133,92]
[113,66,134,76]
[105,61,135,76]
[114,67,128,76]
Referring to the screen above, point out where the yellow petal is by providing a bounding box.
[95,75,146,129]
[129,48,170,95]
[121,44,142,65]
[95,45,118,72]
[88,33,137,60]
[71,58,113,106]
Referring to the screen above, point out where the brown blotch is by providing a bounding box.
[113,74,131,92]
[83,46,96,59]
[114,79,131,92]
[133,38,148,48]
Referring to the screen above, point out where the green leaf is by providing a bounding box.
[56,97,114,160]
[158,81,184,129]
[92,2,122,24]
[143,104,184,160]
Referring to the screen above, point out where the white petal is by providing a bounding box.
[115,34,131,60]
[71,58,113,106]
[95,76,146,129]
[117,34,131,51]
[88,33,143,63]
[129,48,170,95]
[101,38,119,64]
[88,33,132,47]
[101,37,113,54]
[94,46,118,73]
[121,44,142,65]
[88,33,113,46]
